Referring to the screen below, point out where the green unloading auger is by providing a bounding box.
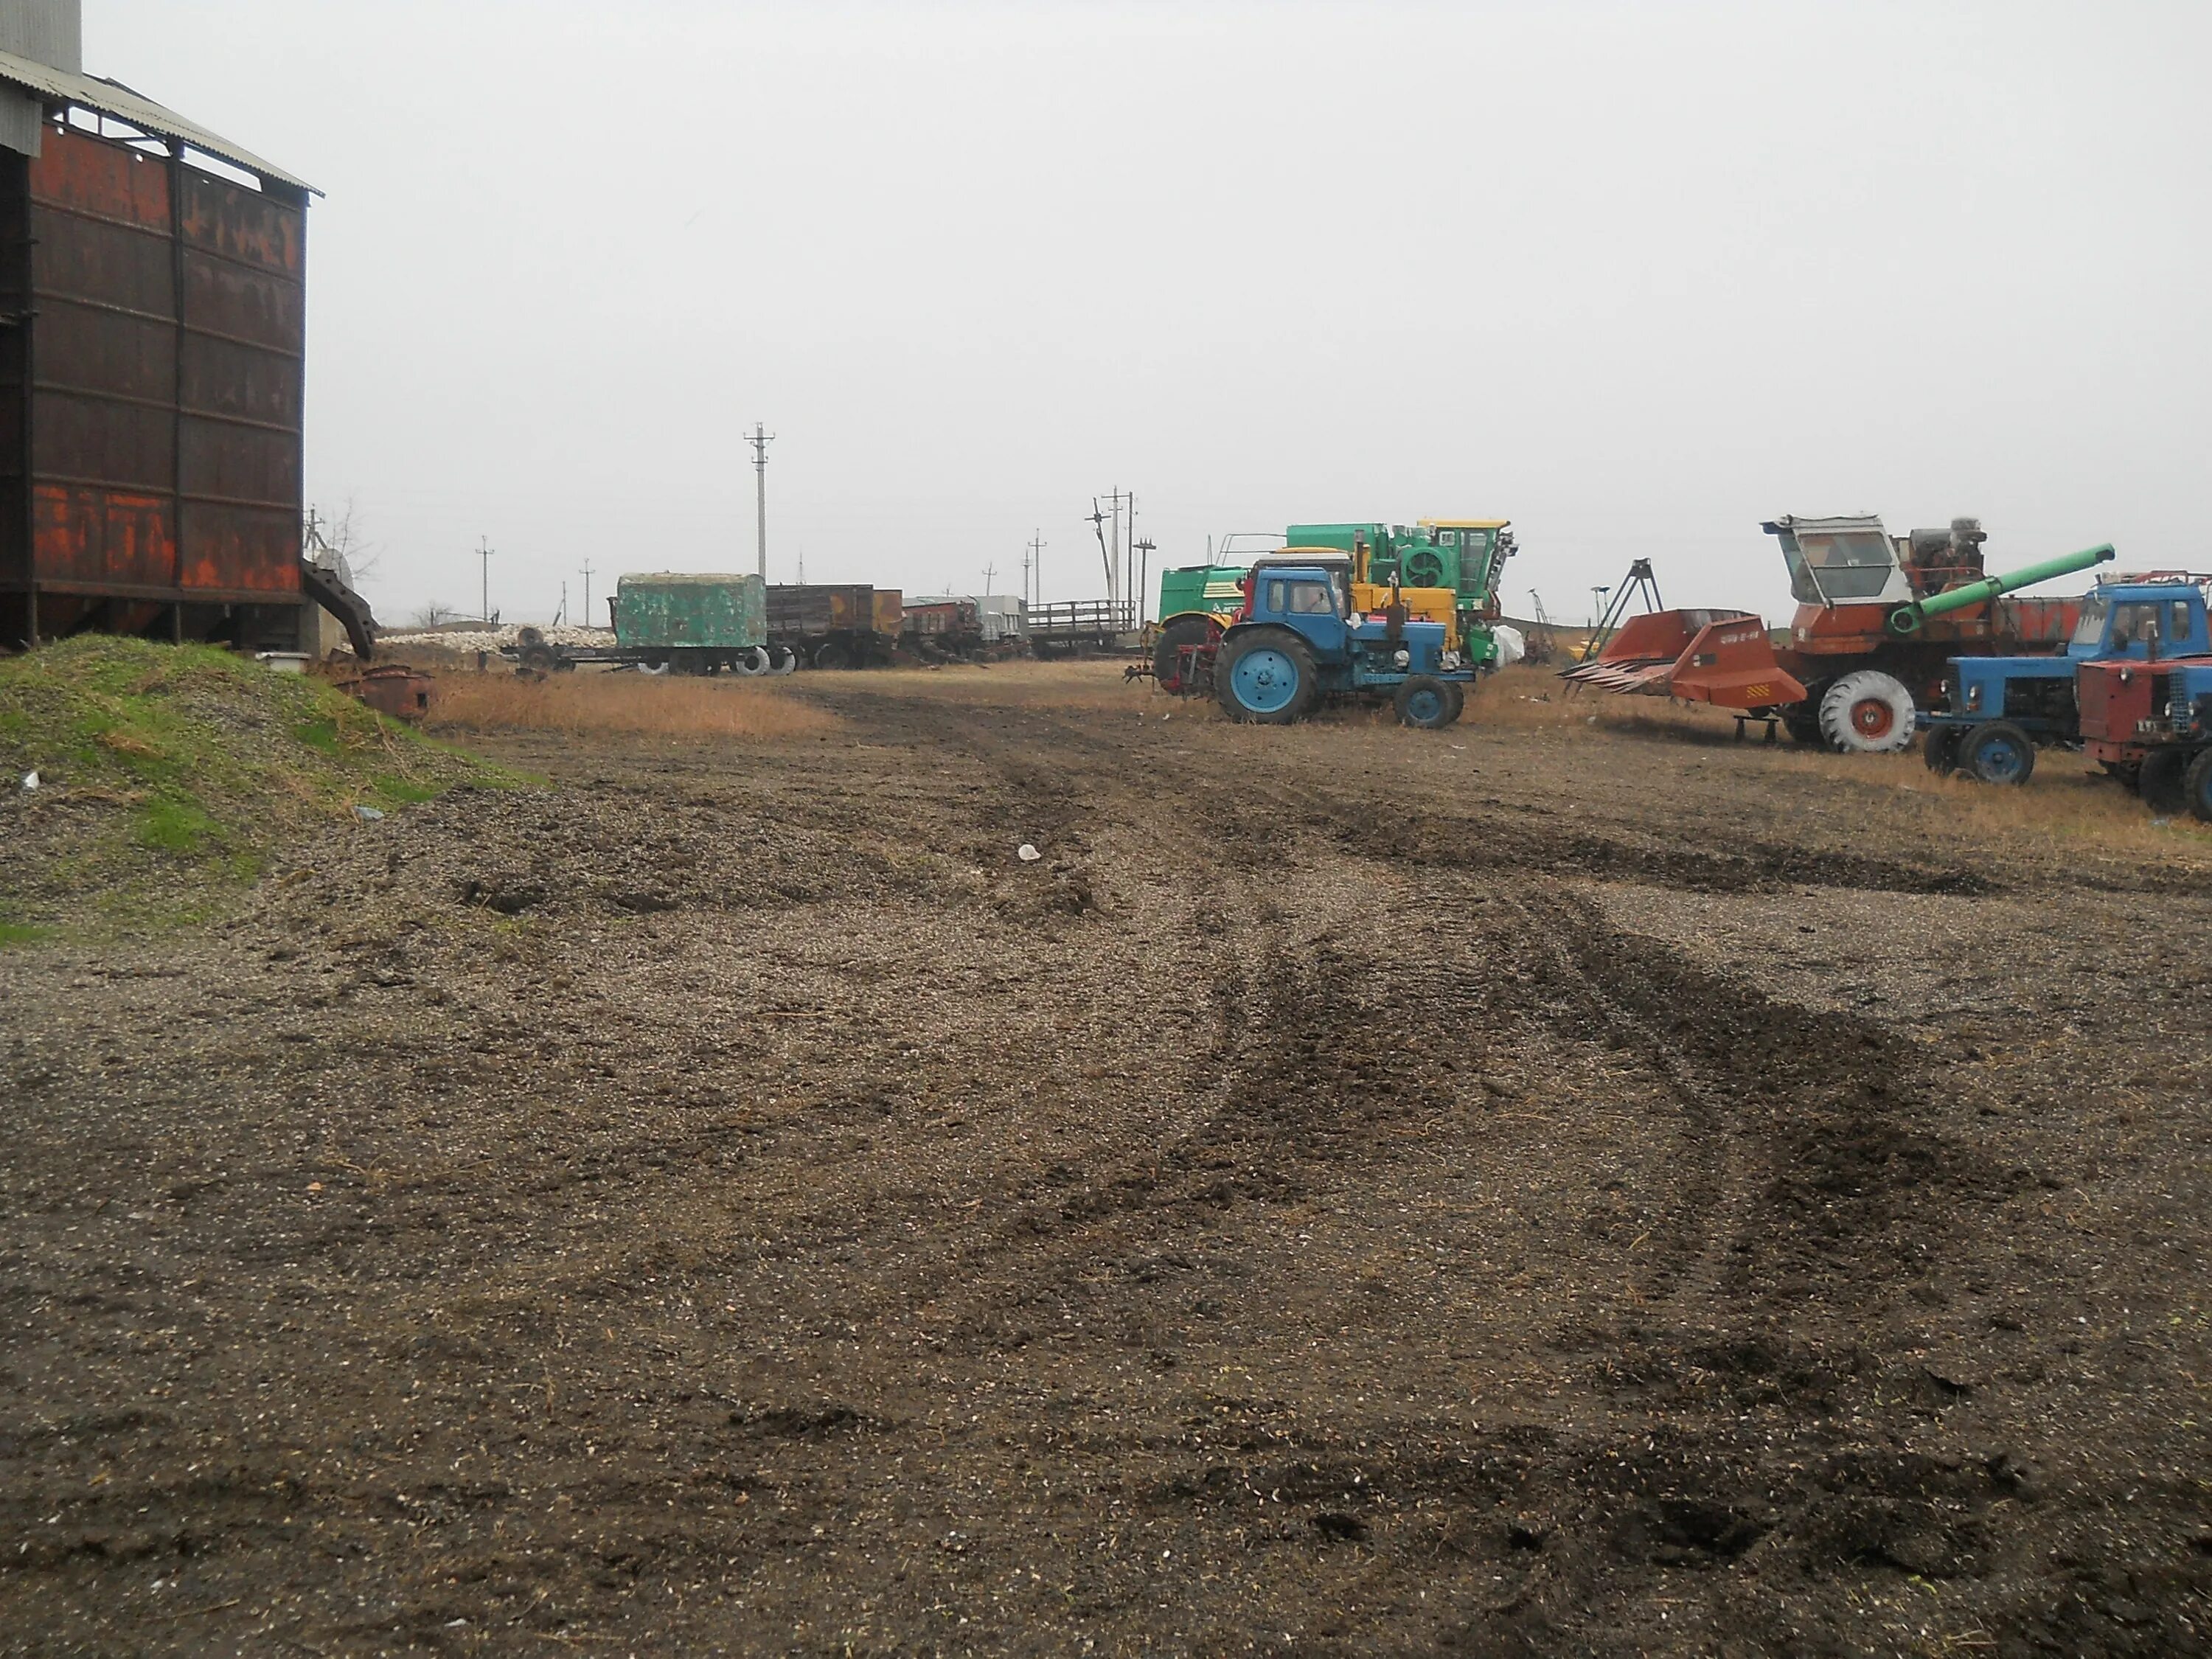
[1885,543,2117,636]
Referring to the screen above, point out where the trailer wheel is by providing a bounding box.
[1819,669,1917,754]
[517,642,556,675]
[769,647,799,675]
[1152,617,1216,694]
[814,643,852,671]
[2140,748,2190,814]
[2183,750,2212,823]
[732,647,769,676]
[1923,726,1964,775]
[1214,629,1318,724]
[1394,675,1455,730]
[1958,720,2036,785]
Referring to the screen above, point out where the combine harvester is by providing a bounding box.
[1562,516,2111,751]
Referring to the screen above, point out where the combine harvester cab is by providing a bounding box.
[1563,516,2109,751]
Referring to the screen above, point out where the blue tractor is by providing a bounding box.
[1213,558,1479,728]
[1921,573,2211,785]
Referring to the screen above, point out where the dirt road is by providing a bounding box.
[4,666,2208,1655]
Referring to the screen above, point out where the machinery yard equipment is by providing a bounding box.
[769,583,903,669]
[1150,518,1516,694]
[1029,599,1138,658]
[1560,517,2108,750]
[1211,559,1480,728]
[1923,573,2212,802]
[507,572,795,676]
[901,597,985,661]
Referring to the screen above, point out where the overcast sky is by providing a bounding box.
[94,0,2212,626]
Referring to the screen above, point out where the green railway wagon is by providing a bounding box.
[614,572,767,653]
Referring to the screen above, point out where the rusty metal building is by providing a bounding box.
[0,1,316,651]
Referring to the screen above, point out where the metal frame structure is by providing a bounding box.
[0,58,313,650]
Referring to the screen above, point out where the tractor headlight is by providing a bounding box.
[1393,649,1411,669]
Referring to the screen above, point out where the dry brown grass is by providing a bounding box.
[1475,664,2212,866]
[425,669,838,742]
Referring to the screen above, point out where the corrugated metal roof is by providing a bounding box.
[0,46,315,195]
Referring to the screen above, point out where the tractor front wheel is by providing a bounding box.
[1441,679,1467,726]
[1394,675,1455,730]
[1215,629,1318,725]
[2141,748,2191,814]
[1957,720,2036,785]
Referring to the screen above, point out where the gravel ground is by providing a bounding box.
[1,667,2207,1655]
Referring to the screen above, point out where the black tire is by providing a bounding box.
[1923,726,1964,775]
[1957,720,2037,786]
[2140,748,2191,814]
[1784,700,1826,747]
[2184,750,2212,823]
[517,642,557,675]
[813,642,852,672]
[1394,675,1455,730]
[1214,628,1318,725]
[1152,616,1216,694]
[1441,679,1467,727]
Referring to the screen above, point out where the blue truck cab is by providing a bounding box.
[1925,580,2212,782]
[1214,560,1476,728]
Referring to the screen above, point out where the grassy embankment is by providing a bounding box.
[0,637,510,942]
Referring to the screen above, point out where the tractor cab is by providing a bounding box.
[2063,584,2211,661]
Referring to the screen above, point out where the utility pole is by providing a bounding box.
[476,536,495,626]
[557,580,568,628]
[1102,486,1129,607]
[1089,499,1111,596]
[1135,538,1156,626]
[747,422,774,582]
[981,560,998,596]
[1026,529,1045,608]
[580,560,595,628]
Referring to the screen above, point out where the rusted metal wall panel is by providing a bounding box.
[0,121,306,620]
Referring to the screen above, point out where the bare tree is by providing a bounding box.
[408,602,460,630]
[305,497,379,582]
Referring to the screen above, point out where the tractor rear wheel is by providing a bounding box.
[1394,675,1455,730]
[2140,747,2191,814]
[1152,616,1217,695]
[1957,720,2037,785]
[1215,629,1318,725]
[1818,669,1917,754]
[2183,750,2212,823]
[1441,680,1467,726]
[1923,726,1964,775]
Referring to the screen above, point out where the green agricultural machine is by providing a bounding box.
[1151,519,1517,694]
